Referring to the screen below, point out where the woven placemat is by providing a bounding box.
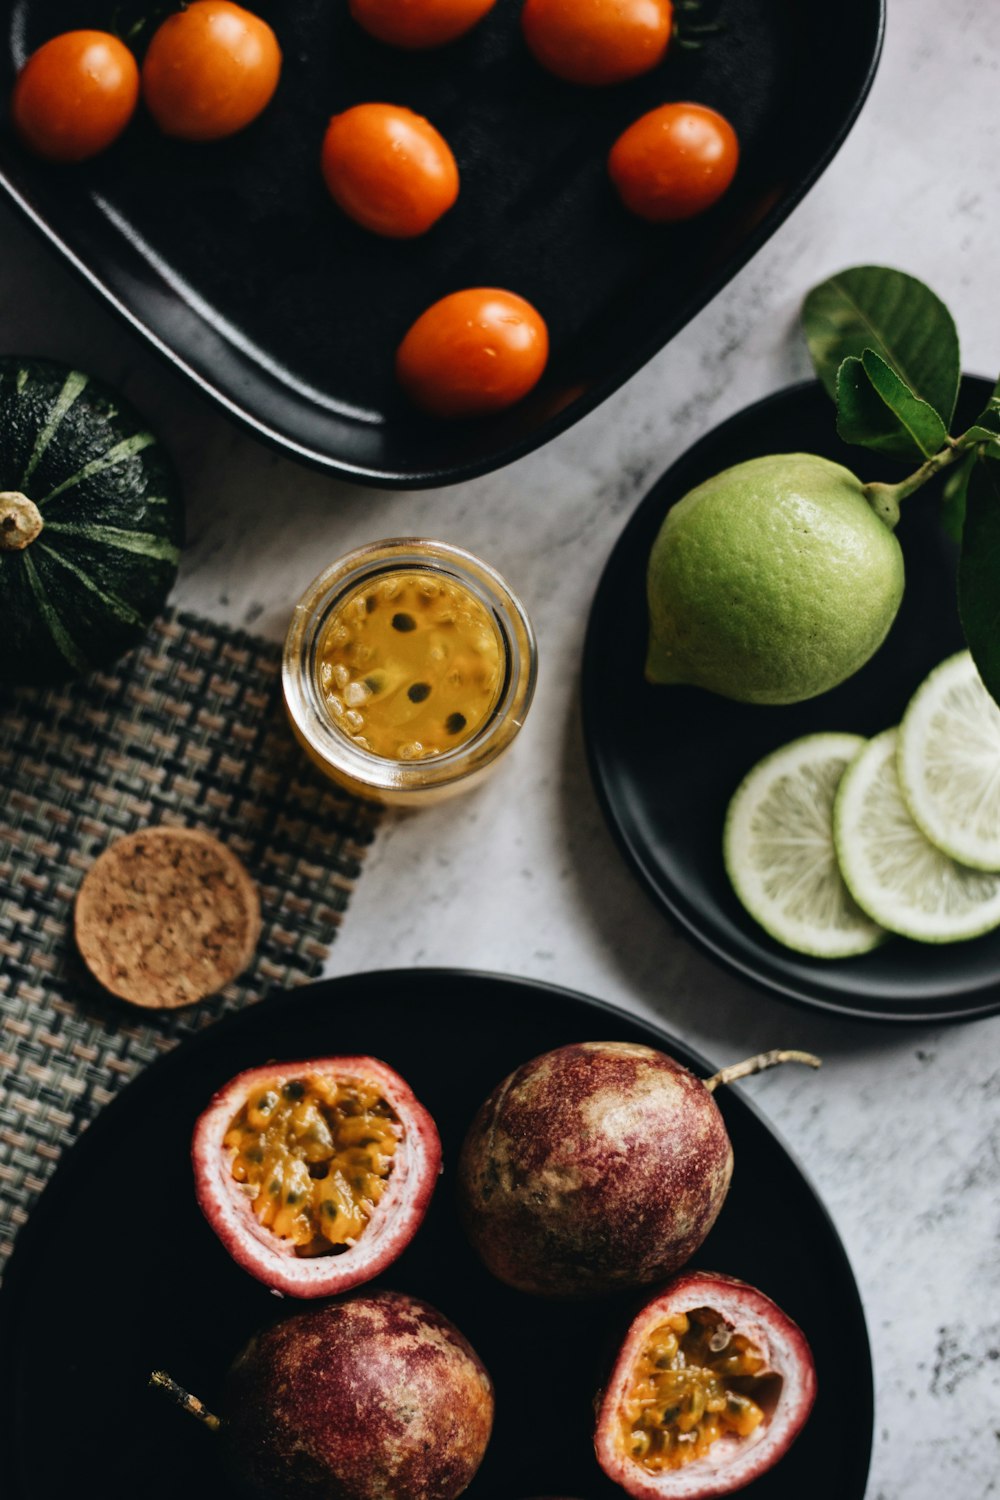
[0,609,381,1269]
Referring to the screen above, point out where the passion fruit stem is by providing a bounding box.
[703,1049,822,1093]
[149,1369,221,1433]
[0,491,43,551]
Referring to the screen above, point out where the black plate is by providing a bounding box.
[583,377,1000,1026]
[0,969,872,1498]
[0,1,883,486]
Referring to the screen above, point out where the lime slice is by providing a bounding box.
[898,650,1000,871]
[834,728,1000,943]
[723,733,886,958]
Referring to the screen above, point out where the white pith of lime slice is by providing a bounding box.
[834,727,1000,943]
[898,650,1000,871]
[723,733,886,958]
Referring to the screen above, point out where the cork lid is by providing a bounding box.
[74,827,262,1009]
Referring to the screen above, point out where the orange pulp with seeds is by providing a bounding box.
[224,1076,402,1255]
[317,570,503,760]
[283,539,537,806]
[621,1308,767,1471]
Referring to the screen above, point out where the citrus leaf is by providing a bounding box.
[941,449,975,543]
[957,391,1000,451]
[835,354,946,461]
[803,266,960,426]
[862,349,948,457]
[958,455,1000,708]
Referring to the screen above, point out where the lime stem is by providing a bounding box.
[703,1049,822,1093]
[149,1370,221,1432]
[863,438,967,528]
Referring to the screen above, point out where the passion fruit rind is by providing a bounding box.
[192,1056,442,1298]
[222,1290,494,1500]
[595,1272,817,1500]
[457,1042,733,1297]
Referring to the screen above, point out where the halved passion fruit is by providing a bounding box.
[595,1272,817,1499]
[192,1057,441,1297]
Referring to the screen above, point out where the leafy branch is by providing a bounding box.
[802,265,1000,706]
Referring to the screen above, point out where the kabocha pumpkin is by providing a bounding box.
[594,1272,817,1498]
[192,1057,442,1296]
[0,357,182,684]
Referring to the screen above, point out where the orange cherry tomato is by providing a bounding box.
[11,31,139,163]
[396,288,549,419]
[521,0,672,87]
[321,105,459,239]
[609,102,739,222]
[142,1,281,142]
[350,0,498,50]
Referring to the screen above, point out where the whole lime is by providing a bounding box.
[645,453,905,704]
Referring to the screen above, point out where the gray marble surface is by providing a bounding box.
[3,2,999,1494]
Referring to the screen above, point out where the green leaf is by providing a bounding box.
[941,449,975,543]
[958,455,1000,708]
[803,265,961,426]
[836,358,896,452]
[865,349,948,457]
[835,353,947,461]
[956,393,1000,452]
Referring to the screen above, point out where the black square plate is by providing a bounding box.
[1,0,883,485]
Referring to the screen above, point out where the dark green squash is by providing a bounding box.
[0,356,183,685]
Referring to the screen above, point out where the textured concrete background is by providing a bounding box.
[2,2,998,1495]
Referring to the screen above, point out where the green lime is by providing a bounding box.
[724,733,886,957]
[898,650,1000,871]
[645,453,905,705]
[834,728,1000,943]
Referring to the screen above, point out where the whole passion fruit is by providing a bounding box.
[192,1056,441,1297]
[594,1271,817,1498]
[457,1043,818,1297]
[153,1290,494,1500]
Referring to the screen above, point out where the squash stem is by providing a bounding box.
[0,491,43,550]
[703,1050,822,1093]
[149,1370,221,1432]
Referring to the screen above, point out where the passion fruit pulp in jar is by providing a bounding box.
[622,1308,769,1471]
[224,1076,403,1255]
[283,540,537,806]
[319,570,503,760]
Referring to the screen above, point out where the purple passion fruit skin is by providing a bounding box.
[457,1041,734,1298]
[221,1291,494,1500]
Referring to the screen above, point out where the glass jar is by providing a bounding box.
[283,538,537,806]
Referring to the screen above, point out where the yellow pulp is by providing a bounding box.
[224,1076,402,1254]
[621,1308,767,1472]
[317,570,503,760]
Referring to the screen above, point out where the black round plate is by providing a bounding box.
[0,969,871,1499]
[582,377,1000,1025]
